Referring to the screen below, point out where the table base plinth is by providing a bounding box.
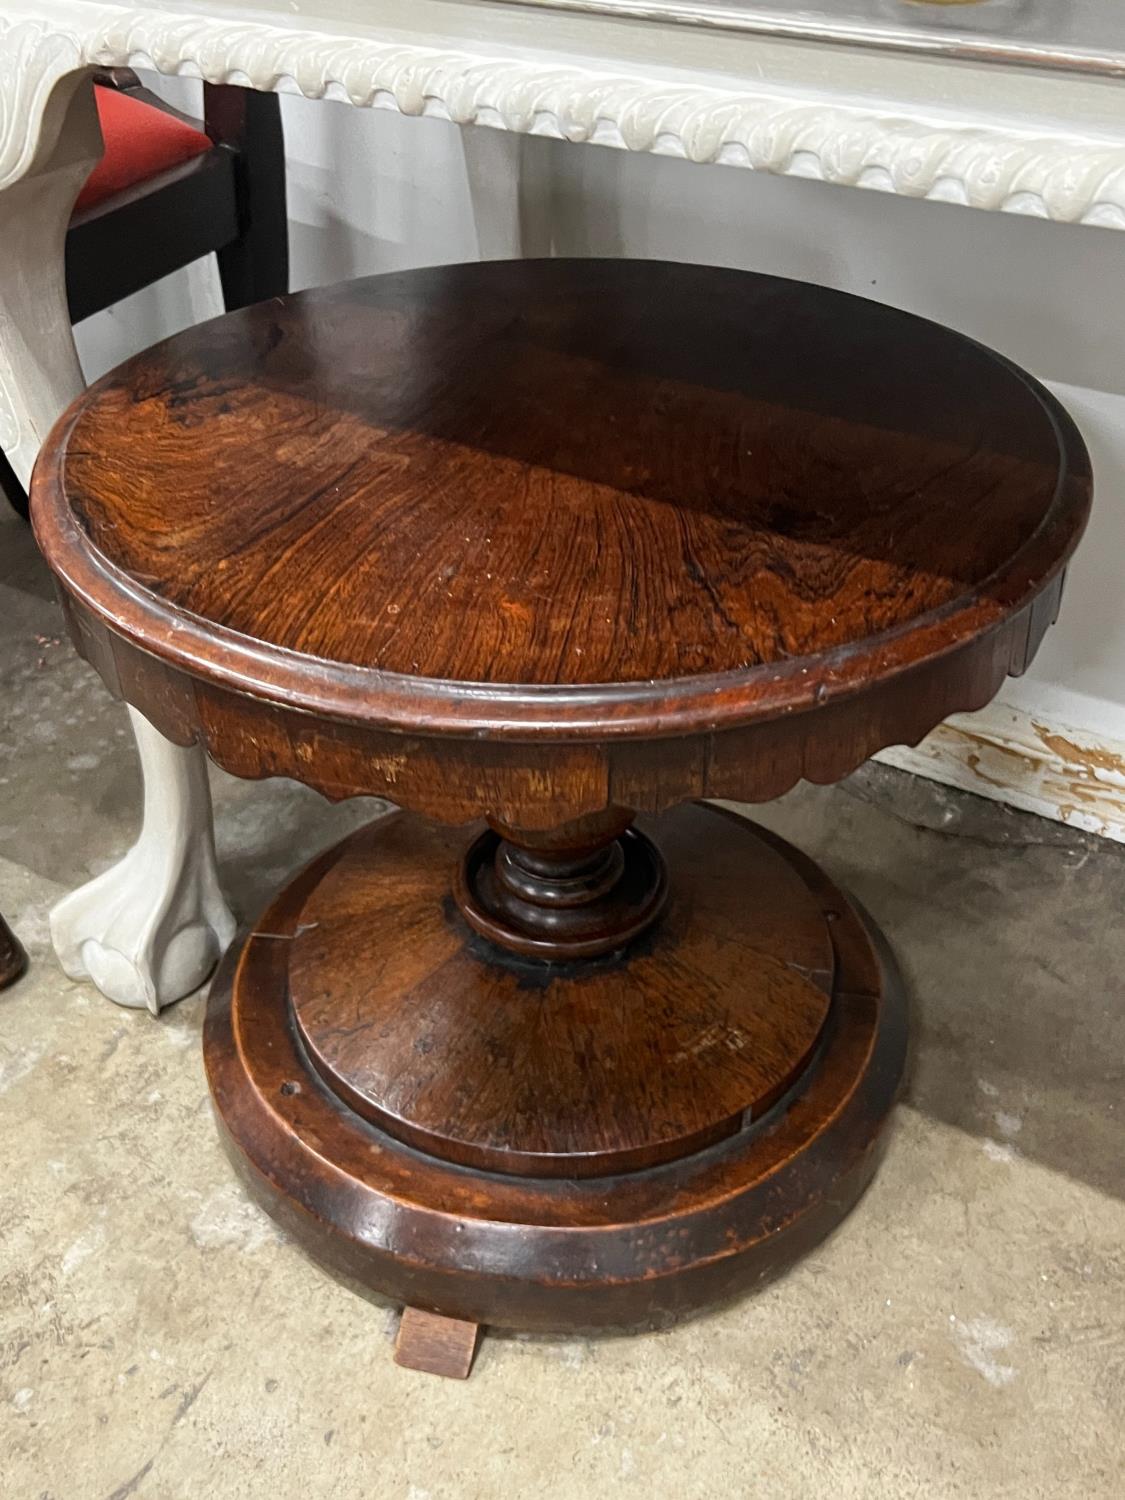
[204,805,907,1373]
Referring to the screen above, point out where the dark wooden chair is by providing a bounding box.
[2,70,288,518]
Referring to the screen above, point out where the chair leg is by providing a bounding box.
[204,85,289,311]
[1,447,28,520]
[0,914,28,990]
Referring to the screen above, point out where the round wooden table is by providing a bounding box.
[33,260,1091,1378]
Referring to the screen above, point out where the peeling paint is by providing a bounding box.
[879,702,1125,845]
[1033,725,1125,783]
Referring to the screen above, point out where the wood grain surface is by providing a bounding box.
[33,259,1091,750]
[205,806,908,1332]
[288,806,833,1177]
[394,1307,480,1380]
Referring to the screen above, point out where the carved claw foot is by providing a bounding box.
[50,709,235,1014]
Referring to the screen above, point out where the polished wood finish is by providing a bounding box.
[452,813,669,961]
[289,807,833,1179]
[394,1307,481,1380]
[32,262,1089,829]
[32,260,1091,1369]
[0,913,27,990]
[206,808,906,1331]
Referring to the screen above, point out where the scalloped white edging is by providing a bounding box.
[3,4,1125,227]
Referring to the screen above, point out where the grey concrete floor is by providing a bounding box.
[2,502,1124,1499]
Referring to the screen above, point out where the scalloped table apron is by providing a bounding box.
[31,260,1091,1378]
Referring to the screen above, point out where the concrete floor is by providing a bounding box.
[2,501,1124,1500]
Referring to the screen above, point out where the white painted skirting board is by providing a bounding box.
[878,700,1125,844]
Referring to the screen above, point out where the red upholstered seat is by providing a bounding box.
[75,85,212,214]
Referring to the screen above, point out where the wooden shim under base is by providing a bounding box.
[394,1307,482,1380]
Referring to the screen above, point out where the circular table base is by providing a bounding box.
[204,806,907,1347]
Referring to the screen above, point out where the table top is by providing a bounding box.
[34,259,1090,742]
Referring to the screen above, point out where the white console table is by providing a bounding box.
[4,0,1124,1010]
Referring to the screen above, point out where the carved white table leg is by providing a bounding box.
[1,56,233,1010]
[51,710,236,1014]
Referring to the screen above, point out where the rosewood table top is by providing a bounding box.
[34,259,1090,814]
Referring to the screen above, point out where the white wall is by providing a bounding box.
[75,86,1125,835]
